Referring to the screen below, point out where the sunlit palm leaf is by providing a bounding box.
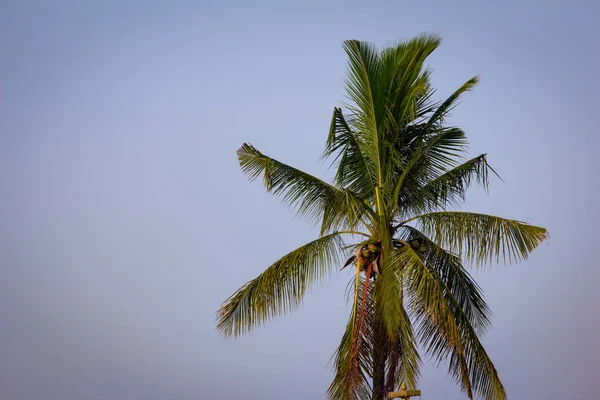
[384,306,421,392]
[410,211,548,265]
[378,34,440,129]
[371,223,406,341]
[396,241,506,400]
[427,76,479,127]
[396,226,491,334]
[216,233,345,337]
[342,40,384,185]
[237,143,373,233]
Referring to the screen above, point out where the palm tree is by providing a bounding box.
[216,34,547,400]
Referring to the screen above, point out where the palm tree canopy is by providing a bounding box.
[217,34,547,400]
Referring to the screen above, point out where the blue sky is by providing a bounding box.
[1,1,598,399]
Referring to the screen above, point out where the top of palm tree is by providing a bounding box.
[217,34,547,400]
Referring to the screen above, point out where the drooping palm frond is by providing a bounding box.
[396,241,506,400]
[237,143,374,234]
[216,233,345,337]
[371,224,407,342]
[329,275,375,400]
[408,211,548,265]
[384,306,421,392]
[396,226,491,334]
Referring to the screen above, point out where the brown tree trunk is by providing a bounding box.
[371,315,387,400]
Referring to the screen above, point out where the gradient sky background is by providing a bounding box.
[1,1,599,399]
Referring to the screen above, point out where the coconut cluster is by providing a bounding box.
[355,243,381,274]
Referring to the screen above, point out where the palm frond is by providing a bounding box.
[400,154,496,215]
[371,221,407,341]
[396,226,491,334]
[324,107,377,199]
[378,34,441,128]
[329,275,375,400]
[392,127,469,209]
[408,211,548,265]
[384,307,421,392]
[342,40,383,185]
[427,76,479,127]
[416,126,469,173]
[396,241,506,400]
[237,143,374,233]
[216,233,345,337]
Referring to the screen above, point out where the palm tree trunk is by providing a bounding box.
[372,314,387,400]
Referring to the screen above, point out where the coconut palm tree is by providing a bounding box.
[216,34,547,400]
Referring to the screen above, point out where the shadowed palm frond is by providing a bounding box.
[371,225,407,342]
[324,107,377,199]
[392,126,469,215]
[399,154,498,215]
[329,275,375,400]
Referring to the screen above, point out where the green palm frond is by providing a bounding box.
[416,127,469,173]
[393,126,469,209]
[400,154,497,215]
[396,226,491,334]
[342,39,383,186]
[237,143,374,233]
[408,211,548,265]
[324,107,377,199]
[378,34,440,128]
[216,233,345,337]
[396,241,506,400]
[371,226,407,341]
[343,35,444,196]
[384,307,421,392]
[427,76,479,127]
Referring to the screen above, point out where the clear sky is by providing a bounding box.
[1,1,598,399]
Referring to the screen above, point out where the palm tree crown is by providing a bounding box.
[216,34,547,400]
